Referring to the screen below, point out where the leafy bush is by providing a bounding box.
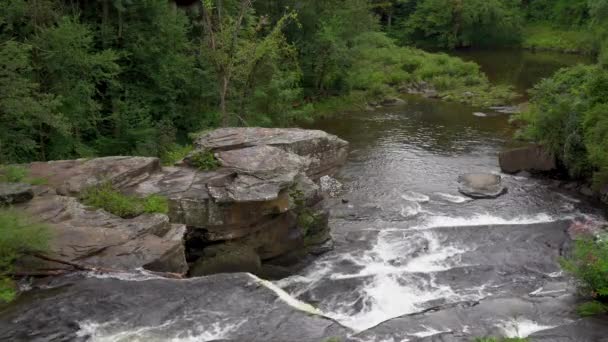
[561,236,608,300]
[161,144,193,166]
[515,65,608,185]
[346,32,516,106]
[80,183,168,218]
[577,301,608,317]
[188,150,221,171]
[0,165,27,183]
[0,209,50,302]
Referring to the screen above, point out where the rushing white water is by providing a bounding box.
[498,318,556,338]
[416,212,559,230]
[278,206,571,332]
[401,191,430,203]
[435,192,471,204]
[77,319,247,342]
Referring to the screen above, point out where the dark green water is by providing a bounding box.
[453,48,594,96]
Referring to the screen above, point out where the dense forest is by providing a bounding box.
[0,0,606,167]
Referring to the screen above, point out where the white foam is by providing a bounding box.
[77,319,246,342]
[529,287,567,297]
[435,193,470,204]
[417,213,558,230]
[321,230,476,331]
[499,318,555,338]
[328,274,457,331]
[409,326,450,338]
[401,191,430,203]
[400,202,422,218]
[84,268,168,282]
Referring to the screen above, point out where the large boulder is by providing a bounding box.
[0,183,33,205]
[458,173,507,199]
[19,128,348,278]
[499,145,556,174]
[193,127,349,180]
[17,196,187,274]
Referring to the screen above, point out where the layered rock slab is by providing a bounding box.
[16,195,187,274]
[15,128,348,277]
[192,127,349,180]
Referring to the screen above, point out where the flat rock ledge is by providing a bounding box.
[458,173,507,199]
[8,127,348,278]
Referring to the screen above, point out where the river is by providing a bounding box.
[1,50,605,342]
[274,49,606,340]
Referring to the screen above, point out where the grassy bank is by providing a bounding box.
[522,23,598,55]
[310,33,518,118]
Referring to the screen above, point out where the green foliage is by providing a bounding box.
[0,209,50,302]
[515,64,608,183]
[522,23,598,54]
[80,183,168,218]
[399,0,523,49]
[346,32,516,106]
[577,300,608,316]
[0,165,27,183]
[161,144,193,166]
[561,236,608,299]
[323,338,342,342]
[142,195,169,215]
[188,151,220,171]
[0,165,48,185]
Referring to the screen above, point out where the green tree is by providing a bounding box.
[35,17,119,159]
[403,0,523,49]
[0,41,61,163]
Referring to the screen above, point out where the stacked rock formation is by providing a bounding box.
[4,128,348,278]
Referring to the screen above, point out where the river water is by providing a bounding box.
[1,50,604,342]
[275,50,605,340]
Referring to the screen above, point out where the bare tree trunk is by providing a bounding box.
[220,74,229,127]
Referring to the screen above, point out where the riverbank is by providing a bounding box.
[311,43,519,119]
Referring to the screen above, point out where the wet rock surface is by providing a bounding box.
[457,173,507,199]
[0,273,350,342]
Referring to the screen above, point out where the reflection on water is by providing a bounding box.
[452,48,594,96]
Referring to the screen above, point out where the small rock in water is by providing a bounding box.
[320,175,343,197]
[458,173,507,199]
[341,198,349,204]
[473,112,488,117]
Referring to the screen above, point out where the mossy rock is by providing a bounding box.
[297,208,329,237]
